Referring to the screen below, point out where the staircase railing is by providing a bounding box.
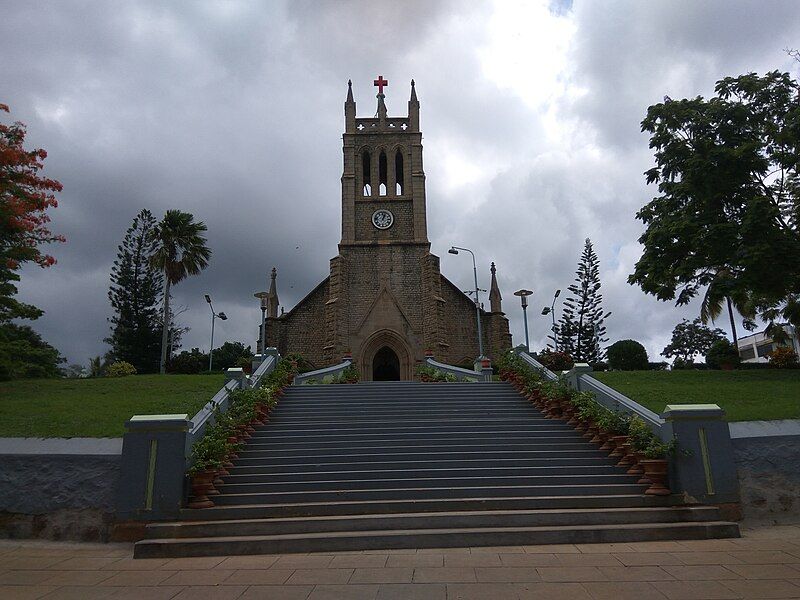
[116,349,280,521]
[513,348,740,511]
[424,356,493,382]
[294,357,353,385]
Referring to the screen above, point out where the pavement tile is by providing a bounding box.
[363,549,416,555]
[375,583,446,599]
[1,557,70,570]
[625,541,687,553]
[386,554,443,568]
[535,567,606,582]
[306,584,379,600]
[721,579,800,599]
[444,554,502,567]
[101,558,172,570]
[329,556,388,569]
[222,569,294,585]
[413,567,477,583]
[285,568,354,585]
[474,567,541,583]
[596,565,675,581]
[554,554,622,567]
[39,586,117,599]
[584,581,669,600]
[730,539,800,551]
[239,585,313,600]
[673,552,745,565]
[724,564,800,580]
[576,543,637,554]
[498,554,560,567]
[273,556,335,569]
[41,570,117,586]
[469,546,526,553]
[159,557,227,570]
[516,582,593,599]
[216,556,280,569]
[0,570,56,585]
[612,552,683,566]
[239,585,313,599]
[417,548,472,555]
[662,565,742,580]
[100,570,177,586]
[349,568,413,584]
[0,585,58,600]
[111,585,184,599]
[171,586,249,599]
[523,544,579,554]
[159,569,236,585]
[655,581,742,600]
[676,540,744,552]
[47,557,122,570]
[445,582,522,599]
[728,551,800,564]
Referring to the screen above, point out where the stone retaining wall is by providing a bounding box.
[0,438,121,541]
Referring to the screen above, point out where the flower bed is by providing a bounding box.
[496,351,677,496]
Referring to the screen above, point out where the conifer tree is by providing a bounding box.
[555,238,611,363]
[105,209,163,373]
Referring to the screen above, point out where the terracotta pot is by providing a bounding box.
[640,459,671,495]
[583,423,597,440]
[616,442,634,467]
[634,452,652,484]
[608,435,629,457]
[187,470,216,509]
[598,431,614,451]
[626,451,644,476]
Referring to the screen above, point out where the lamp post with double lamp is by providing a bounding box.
[205,294,227,372]
[448,246,484,359]
[541,289,561,351]
[513,289,534,352]
[253,291,269,354]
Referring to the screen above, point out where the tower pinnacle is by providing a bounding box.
[489,262,503,313]
[268,267,279,318]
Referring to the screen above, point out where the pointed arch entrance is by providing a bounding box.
[359,329,414,381]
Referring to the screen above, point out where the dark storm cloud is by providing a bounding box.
[3,0,800,364]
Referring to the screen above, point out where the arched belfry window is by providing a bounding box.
[362,151,371,196]
[379,151,388,196]
[395,150,404,196]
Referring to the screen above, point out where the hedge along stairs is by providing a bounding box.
[134,381,739,558]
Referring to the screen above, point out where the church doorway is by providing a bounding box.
[372,346,400,381]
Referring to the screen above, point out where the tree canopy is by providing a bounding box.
[629,71,800,331]
[661,318,727,364]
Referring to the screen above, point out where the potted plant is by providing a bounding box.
[638,439,676,496]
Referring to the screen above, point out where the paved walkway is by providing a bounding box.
[2,524,800,599]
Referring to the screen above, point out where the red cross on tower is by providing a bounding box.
[373,75,389,95]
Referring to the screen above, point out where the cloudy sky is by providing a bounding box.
[3,0,800,366]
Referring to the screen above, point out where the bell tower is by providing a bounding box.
[340,78,429,246]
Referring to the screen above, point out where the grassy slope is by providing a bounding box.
[0,374,226,438]
[592,370,800,422]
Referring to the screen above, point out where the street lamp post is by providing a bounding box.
[514,289,534,352]
[253,291,269,354]
[448,246,484,358]
[541,289,561,351]
[205,294,227,372]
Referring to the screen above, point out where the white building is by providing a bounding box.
[737,324,799,363]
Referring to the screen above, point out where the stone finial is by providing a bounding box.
[410,79,418,102]
[489,262,502,313]
[346,79,354,103]
[268,267,279,318]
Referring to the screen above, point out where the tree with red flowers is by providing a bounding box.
[0,103,65,379]
[0,103,64,322]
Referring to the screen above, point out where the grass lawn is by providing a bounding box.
[591,369,800,422]
[0,374,226,438]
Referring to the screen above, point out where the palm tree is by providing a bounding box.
[700,268,755,353]
[150,210,212,373]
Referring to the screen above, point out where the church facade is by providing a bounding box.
[260,78,511,380]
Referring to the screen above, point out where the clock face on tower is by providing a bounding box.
[371,209,394,230]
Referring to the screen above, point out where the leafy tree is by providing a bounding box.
[555,239,611,362]
[0,323,63,380]
[705,339,741,369]
[661,318,726,364]
[630,71,800,339]
[211,341,254,371]
[150,210,211,373]
[0,103,64,379]
[169,347,208,374]
[105,209,163,373]
[607,340,649,371]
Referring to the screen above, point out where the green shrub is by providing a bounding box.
[705,340,740,370]
[536,349,574,372]
[105,361,137,377]
[169,348,208,374]
[417,364,457,382]
[768,346,799,369]
[607,340,649,371]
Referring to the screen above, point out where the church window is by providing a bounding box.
[395,150,404,196]
[362,151,371,196]
[379,151,388,196]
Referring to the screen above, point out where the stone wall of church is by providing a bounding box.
[353,199,415,241]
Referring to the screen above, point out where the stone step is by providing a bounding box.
[134,521,741,558]
[234,449,613,464]
[239,440,595,453]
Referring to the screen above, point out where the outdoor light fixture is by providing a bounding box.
[543,289,562,351]
[206,295,227,372]
[254,289,270,354]
[449,245,484,358]
[514,289,534,352]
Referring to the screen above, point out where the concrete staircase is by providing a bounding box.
[134,382,739,557]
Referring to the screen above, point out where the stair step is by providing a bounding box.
[134,521,741,558]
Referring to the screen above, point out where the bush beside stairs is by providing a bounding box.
[134,381,739,558]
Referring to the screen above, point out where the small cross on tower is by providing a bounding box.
[373,75,388,95]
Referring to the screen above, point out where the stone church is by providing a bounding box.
[260,77,511,380]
